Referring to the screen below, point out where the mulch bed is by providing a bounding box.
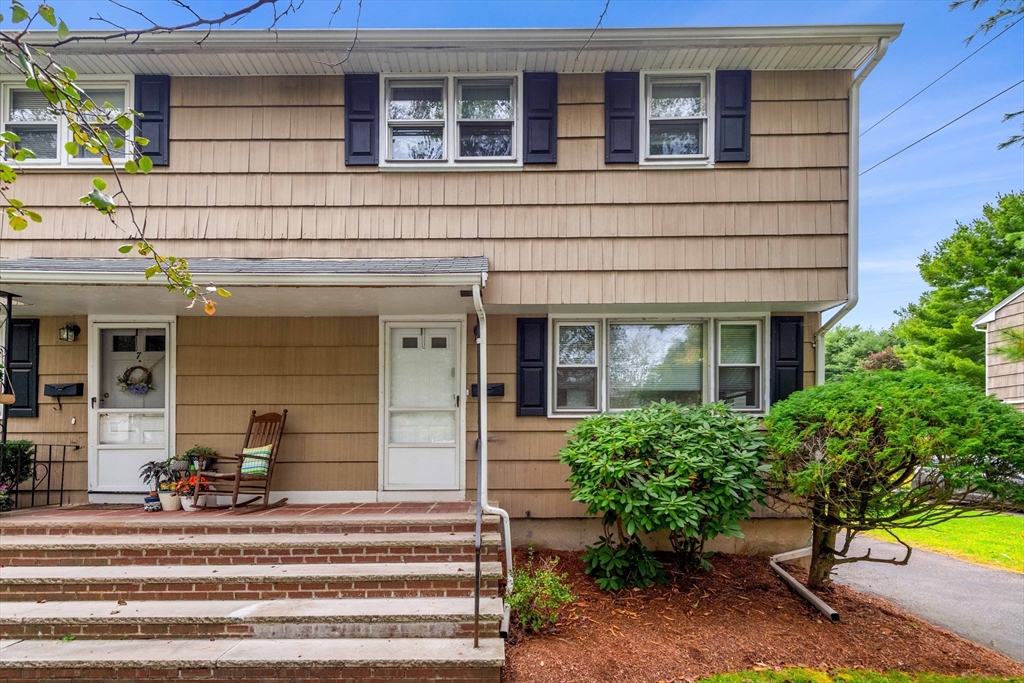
[502,549,1024,683]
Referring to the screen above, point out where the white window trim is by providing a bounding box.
[639,70,715,169]
[379,72,523,170]
[716,319,765,413]
[551,320,602,415]
[547,313,770,418]
[1,75,134,169]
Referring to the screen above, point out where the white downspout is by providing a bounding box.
[815,37,891,385]
[472,282,513,592]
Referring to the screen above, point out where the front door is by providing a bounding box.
[88,320,174,494]
[382,322,463,491]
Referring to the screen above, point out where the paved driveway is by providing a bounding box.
[832,534,1024,662]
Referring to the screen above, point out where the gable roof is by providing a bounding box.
[974,285,1024,328]
[10,25,903,77]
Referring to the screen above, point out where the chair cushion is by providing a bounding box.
[240,444,273,476]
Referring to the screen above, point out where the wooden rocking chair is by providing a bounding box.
[192,410,288,510]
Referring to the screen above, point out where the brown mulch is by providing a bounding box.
[502,549,1024,683]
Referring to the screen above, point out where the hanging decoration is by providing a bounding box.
[117,365,154,395]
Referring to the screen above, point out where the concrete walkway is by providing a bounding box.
[832,534,1024,662]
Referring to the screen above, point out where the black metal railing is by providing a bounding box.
[9,444,77,508]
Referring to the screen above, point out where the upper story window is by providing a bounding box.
[550,316,765,416]
[1,79,132,167]
[642,73,712,166]
[382,74,520,168]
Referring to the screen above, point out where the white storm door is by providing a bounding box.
[383,324,462,491]
[88,321,174,493]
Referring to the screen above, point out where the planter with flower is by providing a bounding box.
[174,474,210,511]
[139,460,179,511]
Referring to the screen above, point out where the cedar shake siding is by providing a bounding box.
[3,72,850,308]
[985,291,1024,409]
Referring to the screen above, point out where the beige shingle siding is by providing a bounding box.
[986,292,1024,407]
[5,71,850,306]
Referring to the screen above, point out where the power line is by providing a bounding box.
[860,79,1024,176]
[862,16,1022,137]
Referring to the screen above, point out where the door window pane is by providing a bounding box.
[388,85,444,120]
[389,411,456,444]
[391,126,444,160]
[389,328,456,408]
[99,412,165,446]
[608,323,704,409]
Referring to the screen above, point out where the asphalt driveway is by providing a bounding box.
[832,534,1024,663]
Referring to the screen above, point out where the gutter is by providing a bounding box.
[471,283,514,594]
[814,36,892,385]
[0,271,485,288]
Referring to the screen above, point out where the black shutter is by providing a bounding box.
[715,70,752,163]
[770,316,804,405]
[523,73,558,164]
[517,318,548,416]
[7,319,39,418]
[345,74,379,166]
[134,75,170,166]
[604,72,639,163]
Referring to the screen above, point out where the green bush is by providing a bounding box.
[0,439,35,490]
[559,401,768,583]
[507,553,575,633]
[581,536,666,591]
[765,369,1024,588]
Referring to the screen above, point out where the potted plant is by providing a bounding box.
[175,473,210,512]
[139,460,179,511]
[182,444,218,471]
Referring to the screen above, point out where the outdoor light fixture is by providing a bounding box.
[59,323,80,343]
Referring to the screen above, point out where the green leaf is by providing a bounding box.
[24,210,42,223]
[9,215,28,231]
[115,115,132,132]
[39,5,56,26]
[2,131,21,143]
[11,6,30,23]
[64,141,79,156]
[57,20,70,39]
[124,159,138,174]
[144,264,160,280]
[216,287,231,298]
[138,155,153,174]
[135,136,149,147]
[8,198,24,209]
[117,244,133,254]
[92,178,107,191]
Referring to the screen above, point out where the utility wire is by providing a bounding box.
[861,78,1024,176]
[862,16,1022,136]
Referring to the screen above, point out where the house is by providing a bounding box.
[974,285,1024,410]
[0,25,901,550]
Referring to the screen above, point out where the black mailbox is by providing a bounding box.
[44,383,84,397]
[470,383,505,398]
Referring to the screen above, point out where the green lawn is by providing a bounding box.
[864,513,1024,573]
[700,669,1024,683]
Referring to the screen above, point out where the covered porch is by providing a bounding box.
[0,256,497,507]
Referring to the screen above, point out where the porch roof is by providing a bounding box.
[0,257,488,316]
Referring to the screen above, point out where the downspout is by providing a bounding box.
[814,37,891,385]
[471,283,514,594]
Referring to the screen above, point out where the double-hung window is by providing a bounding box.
[717,321,763,411]
[383,75,520,166]
[643,74,711,163]
[1,80,132,167]
[553,322,599,411]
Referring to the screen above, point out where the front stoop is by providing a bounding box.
[0,507,507,680]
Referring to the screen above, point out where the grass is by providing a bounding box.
[863,513,1024,573]
[699,669,1024,683]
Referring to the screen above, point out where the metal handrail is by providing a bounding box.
[8,444,77,508]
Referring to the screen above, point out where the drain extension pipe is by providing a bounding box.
[814,37,891,384]
[472,283,514,595]
[769,547,840,623]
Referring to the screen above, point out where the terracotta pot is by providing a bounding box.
[157,491,181,511]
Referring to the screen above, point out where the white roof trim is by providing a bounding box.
[973,284,1024,328]
[0,270,486,288]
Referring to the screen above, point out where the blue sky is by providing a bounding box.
[17,0,1024,329]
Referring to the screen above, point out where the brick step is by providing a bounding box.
[0,561,503,602]
[1,597,504,640]
[0,531,503,566]
[0,512,497,537]
[0,637,503,682]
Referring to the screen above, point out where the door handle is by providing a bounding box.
[91,397,97,409]
[455,395,460,408]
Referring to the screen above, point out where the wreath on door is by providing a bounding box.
[117,365,154,395]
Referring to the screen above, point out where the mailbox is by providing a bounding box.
[44,383,84,397]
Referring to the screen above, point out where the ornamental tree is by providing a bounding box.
[765,369,1024,589]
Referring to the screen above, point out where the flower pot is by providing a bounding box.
[180,496,198,512]
[158,491,181,511]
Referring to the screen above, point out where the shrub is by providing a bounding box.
[860,346,905,371]
[559,401,768,583]
[765,369,1024,588]
[0,439,35,491]
[581,535,666,591]
[507,553,575,633]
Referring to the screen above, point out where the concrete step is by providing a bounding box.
[0,637,504,682]
[1,597,504,640]
[0,511,498,537]
[0,561,503,602]
[0,531,502,566]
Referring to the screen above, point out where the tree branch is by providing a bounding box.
[575,0,611,62]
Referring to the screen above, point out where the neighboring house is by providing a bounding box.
[974,285,1024,411]
[0,25,900,549]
